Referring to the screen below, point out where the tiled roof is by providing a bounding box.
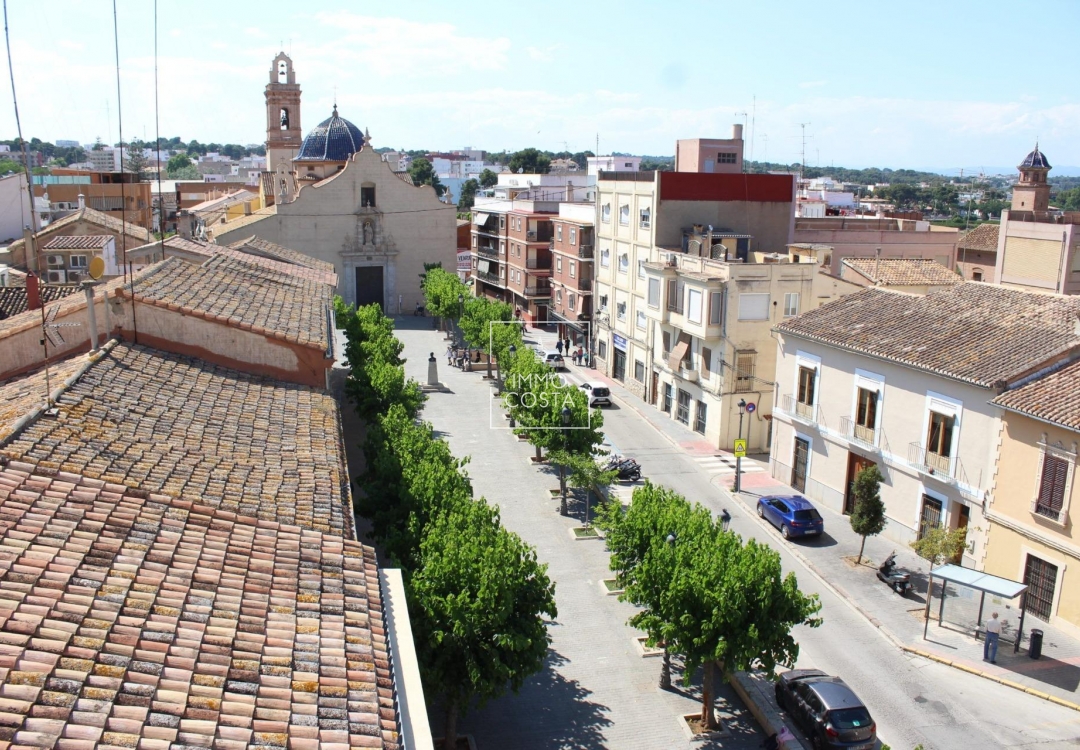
[0,343,353,536]
[228,236,335,273]
[0,356,89,441]
[127,238,338,286]
[0,285,81,321]
[42,235,113,250]
[0,458,399,750]
[0,273,138,338]
[215,205,277,236]
[958,223,1000,252]
[118,255,333,350]
[841,258,961,286]
[775,284,1080,387]
[6,208,152,257]
[296,108,364,162]
[992,358,1080,432]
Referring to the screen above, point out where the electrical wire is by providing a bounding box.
[111,0,136,344]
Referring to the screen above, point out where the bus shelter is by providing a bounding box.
[922,564,1029,653]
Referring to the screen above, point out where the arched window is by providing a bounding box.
[280,108,289,130]
[278,61,288,83]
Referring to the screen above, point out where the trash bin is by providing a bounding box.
[1029,629,1044,660]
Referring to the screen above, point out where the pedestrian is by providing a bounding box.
[556,339,564,355]
[984,611,1001,664]
[576,346,584,365]
[564,338,571,355]
[446,345,453,366]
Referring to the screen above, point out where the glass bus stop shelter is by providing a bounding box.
[922,564,1029,653]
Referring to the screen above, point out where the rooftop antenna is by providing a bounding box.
[3,0,39,250]
[799,122,812,181]
[749,95,756,167]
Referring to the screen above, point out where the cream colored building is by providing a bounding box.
[985,359,1080,636]
[770,284,1080,560]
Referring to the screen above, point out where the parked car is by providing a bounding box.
[541,350,565,370]
[756,494,823,539]
[579,381,611,407]
[774,670,876,749]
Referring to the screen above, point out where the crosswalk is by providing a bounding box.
[692,454,765,476]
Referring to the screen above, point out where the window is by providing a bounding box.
[570,227,577,245]
[701,348,711,378]
[662,331,671,357]
[636,310,646,329]
[709,291,723,325]
[616,301,626,320]
[624,162,633,168]
[639,207,651,228]
[783,292,799,317]
[926,411,954,471]
[694,400,707,434]
[792,437,810,492]
[598,340,607,358]
[738,293,770,320]
[634,360,645,382]
[556,256,563,273]
[472,236,477,247]
[637,259,645,278]
[602,203,611,223]
[717,152,737,164]
[619,204,630,225]
[557,225,563,242]
[569,293,576,310]
[360,186,376,207]
[855,388,878,442]
[648,278,661,308]
[919,495,943,539]
[676,389,691,425]
[569,261,576,278]
[499,240,505,254]
[1024,554,1059,621]
[499,216,506,229]
[972,269,983,282]
[687,289,703,324]
[599,294,608,311]
[796,366,816,419]
[556,289,563,303]
[666,280,685,313]
[662,383,673,413]
[600,248,611,267]
[618,253,629,274]
[735,351,755,392]
[70,255,88,268]
[1035,453,1069,521]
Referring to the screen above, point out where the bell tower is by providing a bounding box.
[1011,143,1051,212]
[265,52,302,175]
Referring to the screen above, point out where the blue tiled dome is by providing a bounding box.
[295,106,364,162]
[1019,145,1051,170]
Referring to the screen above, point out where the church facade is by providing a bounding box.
[215,52,457,312]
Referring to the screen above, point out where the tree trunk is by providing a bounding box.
[559,465,568,516]
[535,444,543,462]
[442,699,458,750]
[700,661,716,729]
[857,534,867,565]
[659,646,671,689]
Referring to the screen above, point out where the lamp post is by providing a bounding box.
[735,399,747,494]
[506,344,517,426]
[560,405,571,515]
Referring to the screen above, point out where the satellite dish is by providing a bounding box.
[88,256,105,280]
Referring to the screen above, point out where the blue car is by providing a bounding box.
[757,495,823,539]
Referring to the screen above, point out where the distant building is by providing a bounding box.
[54,139,80,148]
[86,147,125,171]
[675,125,744,173]
[839,257,961,295]
[956,222,999,282]
[33,169,152,230]
[587,155,642,177]
[793,216,958,276]
[0,172,34,243]
[40,235,119,280]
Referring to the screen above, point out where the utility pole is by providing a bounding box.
[736,111,748,173]
[799,123,811,181]
[750,95,756,167]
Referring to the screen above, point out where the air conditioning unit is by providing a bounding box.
[47,254,65,267]
[47,270,66,283]
[67,271,84,283]
[667,254,679,267]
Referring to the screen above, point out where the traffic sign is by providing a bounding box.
[746,402,756,413]
[733,439,747,458]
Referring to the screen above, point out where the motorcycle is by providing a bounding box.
[603,455,642,481]
[877,551,911,596]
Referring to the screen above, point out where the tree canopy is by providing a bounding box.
[408,157,445,195]
[478,168,499,188]
[508,148,551,174]
[849,465,886,564]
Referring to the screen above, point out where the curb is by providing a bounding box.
[728,671,808,750]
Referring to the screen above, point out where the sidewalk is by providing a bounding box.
[571,354,1080,712]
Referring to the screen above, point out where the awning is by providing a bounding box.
[477,259,491,274]
[930,564,1027,599]
[473,212,491,225]
[668,332,691,370]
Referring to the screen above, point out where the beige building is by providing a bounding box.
[956,222,999,283]
[212,53,456,311]
[770,284,1080,560]
[985,359,1080,636]
[7,207,152,276]
[675,125,745,173]
[994,145,1080,295]
[793,216,959,275]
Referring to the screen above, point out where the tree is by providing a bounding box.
[422,267,469,330]
[0,158,20,174]
[571,151,595,171]
[459,296,518,379]
[545,449,617,526]
[910,525,969,567]
[166,153,193,174]
[457,178,479,211]
[167,165,201,180]
[508,148,551,175]
[408,157,444,195]
[478,168,498,188]
[849,465,886,564]
[125,149,148,180]
[508,353,603,465]
[410,498,557,750]
[91,137,104,151]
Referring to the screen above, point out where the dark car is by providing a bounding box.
[775,670,876,750]
[757,494,824,539]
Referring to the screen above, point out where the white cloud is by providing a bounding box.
[526,44,563,63]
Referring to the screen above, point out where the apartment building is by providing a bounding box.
[505,204,555,323]
[471,203,509,302]
[548,202,596,347]
[770,283,1080,562]
[39,235,118,282]
[675,124,745,174]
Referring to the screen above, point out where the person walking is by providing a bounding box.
[556,339,564,355]
[564,338,571,355]
[984,611,1002,664]
[446,345,453,366]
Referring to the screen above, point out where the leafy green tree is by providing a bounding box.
[571,150,595,170]
[478,168,498,188]
[410,498,557,750]
[459,296,518,379]
[408,157,444,195]
[124,149,148,180]
[0,158,20,174]
[457,178,479,211]
[849,465,886,564]
[545,449,617,525]
[166,153,193,173]
[1053,186,1080,211]
[167,165,201,180]
[509,358,603,465]
[508,148,551,174]
[910,525,969,566]
[422,266,469,331]
[91,137,104,151]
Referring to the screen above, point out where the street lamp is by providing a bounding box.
[560,405,571,515]
[506,344,517,426]
[735,399,747,494]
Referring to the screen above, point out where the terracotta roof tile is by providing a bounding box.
[227,236,335,274]
[841,258,961,286]
[0,344,352,537]
[0,286,81,321]
[958,223,1000,252]
[117,255,333,350]
[41,236,113,251]
[992,357,1080,431]
[6,209,152,258]
[775,284,1080,387]
[0,357,90,442]
[126,238,337,286]
[0,462,398,749]
[0,272,146,339]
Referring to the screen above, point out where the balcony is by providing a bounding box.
[577,244,594,259]
[680,368,699,383]
[526,258,552,271]
[477,245,499,259]
[907,443,953,478]
[781,394,818,425]
[524,282,551,297]
[477,270,504,287]
[840,416,878,450]
[569,276,592,291]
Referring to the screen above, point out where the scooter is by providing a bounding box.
[604,456,642,481]
[877,551,911,596]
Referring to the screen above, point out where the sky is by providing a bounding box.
[2,0,1079,174]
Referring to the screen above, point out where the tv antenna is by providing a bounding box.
[799,122,812,180]
[39,302,82,408]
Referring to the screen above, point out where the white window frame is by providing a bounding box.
[618,252,629,274]
[648,278,661,308]
[556,288,563,303]
[637,259,645,279]
[619,204,630,225]
[616,301,627,321]
[794,351,822,421]
[601,203,611,223]
[556,256,563,273]
[793,431,813,487]
[1030,437,1078,526]
[783,292,799,317]
[570,227,577,245]
[850,369,885,447]
[709,291,723,325]
[569,293,576,310]
[600,248,611,268]
[923,391,963,469]
[639,207,651,228]
[556,225,563,242]
[70,254,88,268]
[687,288,703,324]
[636,309,646,330]
[570,260,576,278]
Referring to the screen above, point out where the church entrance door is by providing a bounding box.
[355,266,384,309]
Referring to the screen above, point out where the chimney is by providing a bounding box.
[77,193,86,210]
[178,210,193,239]
[26,271,41,311]
[733,123,744,140]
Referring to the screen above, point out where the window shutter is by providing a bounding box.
[662,331,671,355]
[1038,454,1068,517]
[701,347,711,376]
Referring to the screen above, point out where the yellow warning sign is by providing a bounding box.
[733,439,747,458]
